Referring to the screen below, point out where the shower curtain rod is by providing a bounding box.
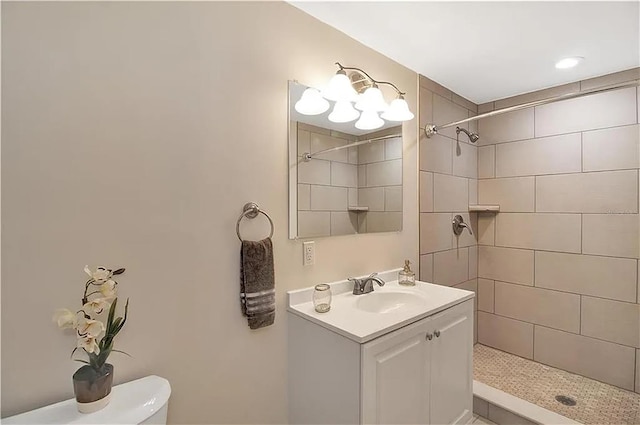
[302,133,401,162]
[424,80,640,138]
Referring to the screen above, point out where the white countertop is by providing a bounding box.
[287,269,475,343]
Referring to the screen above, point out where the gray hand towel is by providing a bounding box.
[240,238,275,329]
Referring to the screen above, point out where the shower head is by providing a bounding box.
[456,127,479,143]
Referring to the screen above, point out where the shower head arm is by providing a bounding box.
[456,127,472,137]
[456,126,479,143]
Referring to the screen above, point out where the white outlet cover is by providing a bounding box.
[303,241,315,266]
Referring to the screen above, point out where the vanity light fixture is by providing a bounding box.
[294,88,330,115]
[382,96,415,122]
[328,99,360,123]
[322,69,359,102]
[297,62,414,130]
[355,109,385,130]
[354,83,388,112]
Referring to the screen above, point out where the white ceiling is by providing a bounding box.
[290,1,640,104]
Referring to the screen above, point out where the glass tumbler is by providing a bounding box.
[313,284,332,313]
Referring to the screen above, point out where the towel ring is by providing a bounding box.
[236,202,274,241]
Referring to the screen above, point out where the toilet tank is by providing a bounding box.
[3,375,171,424]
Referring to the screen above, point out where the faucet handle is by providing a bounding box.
[367,272,378,279]
[452,215,473,236]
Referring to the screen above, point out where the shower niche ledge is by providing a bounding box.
[468,205,500,213]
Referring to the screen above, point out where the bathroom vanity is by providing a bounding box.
[287,269,474,425]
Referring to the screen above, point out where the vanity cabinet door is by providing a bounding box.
[428,300,474,425]
[361,317,431,425]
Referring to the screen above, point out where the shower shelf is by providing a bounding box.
[348,206,369,212]
[468,205,500,213]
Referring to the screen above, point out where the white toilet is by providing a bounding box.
[3,375,171,424]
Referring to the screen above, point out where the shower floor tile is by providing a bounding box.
[474,344,640,425]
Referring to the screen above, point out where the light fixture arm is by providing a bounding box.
[335,62,405,96]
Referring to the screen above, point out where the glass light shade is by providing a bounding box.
[294,88,330,115]
[328,100,360,123]
[322,72,358,102]
[381,98,415,122]
[355,86,388,112]
[355,110,384,130]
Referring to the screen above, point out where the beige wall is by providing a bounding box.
[1,2,419,422]
[418,75,479,342]
[476,68,640,392]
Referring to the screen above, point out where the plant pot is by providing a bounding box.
[72,363,114,413]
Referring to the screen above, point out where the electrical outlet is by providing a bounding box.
[303,241,315,266]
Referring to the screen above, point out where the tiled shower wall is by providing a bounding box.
[475,68,640,393]
[418,75,479,342]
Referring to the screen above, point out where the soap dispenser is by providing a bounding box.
[398,260,415,286]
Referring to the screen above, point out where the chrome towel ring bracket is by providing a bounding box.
[236,202,274,242]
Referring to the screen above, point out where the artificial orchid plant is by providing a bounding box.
[53,266,129,373]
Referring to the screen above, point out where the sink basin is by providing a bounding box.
[355,291,427,314]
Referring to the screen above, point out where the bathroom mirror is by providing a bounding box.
[288,81,403,239]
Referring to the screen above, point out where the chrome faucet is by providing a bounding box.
[349,273,386,295]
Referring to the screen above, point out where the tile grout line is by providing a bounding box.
[474,122,638,150]
[532,323,535,360]
[479,275,638,304]
[431,253,434,283]
[580,131,584,173]
[534,176,537,213]
[492,280,496,313]
[493,144,497,178]
[466,211,637,215]
[493,211,497,247]
[634,348,638,393]
[477,167,640,180]
[533,102,536,138]
[476,243,638,260]
[533,249,536,287]
[579,294,582,336]
[580,213,583,254]
[431,171,435,215]
[484,311,639,350]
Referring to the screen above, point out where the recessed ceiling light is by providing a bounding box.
[555,56,584,69]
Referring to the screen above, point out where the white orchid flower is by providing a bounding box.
[76,315,105,338]
[77,335,100,354]
[99,280,117,298]
[84,266,113,282]
[53,308,77,329]
[82,298,111,315]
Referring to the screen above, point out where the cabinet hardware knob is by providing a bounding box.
[434,330,441,338]
[426,333,433,340]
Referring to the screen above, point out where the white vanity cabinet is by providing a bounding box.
[288,294,473,425]
[361,300,473,424]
